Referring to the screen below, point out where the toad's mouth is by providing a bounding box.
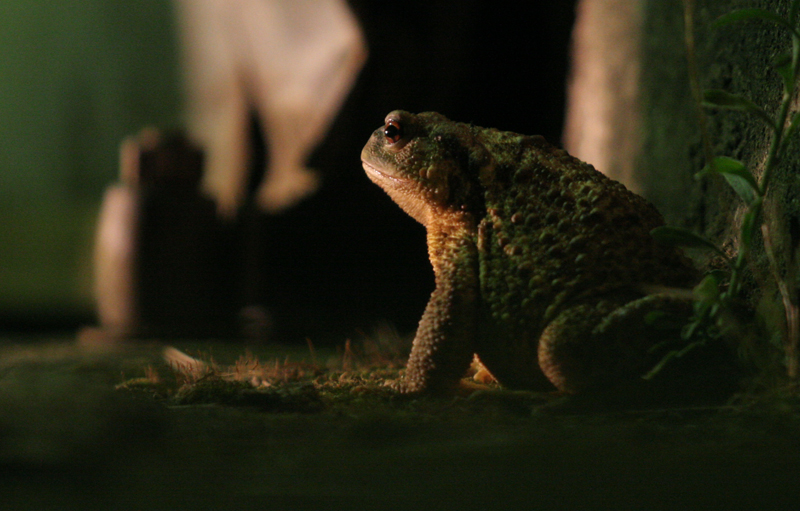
[361,160,410,186]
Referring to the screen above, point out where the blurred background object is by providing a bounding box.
[175,0,366,217]
[0,1,181,332]
[0,1,578,343]
[93,0,367,340]
[563,0,642,192]
[94,130,237,338]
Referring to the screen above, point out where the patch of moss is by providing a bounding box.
[173,376,323,412]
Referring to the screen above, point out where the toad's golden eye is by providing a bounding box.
[384,119,403,144]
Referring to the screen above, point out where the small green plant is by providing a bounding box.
[650,1,800,381]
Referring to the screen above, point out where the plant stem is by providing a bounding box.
[762,224,799,379]
[726,253,747,298]
[760,33,800,193]
[756,30,800,380]
[758,92,791,196]
[683,0,715,167]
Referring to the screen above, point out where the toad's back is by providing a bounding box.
[471,128,697,388]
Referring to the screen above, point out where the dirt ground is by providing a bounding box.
[1,336,799,510]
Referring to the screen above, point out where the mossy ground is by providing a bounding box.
[1,333,800,510]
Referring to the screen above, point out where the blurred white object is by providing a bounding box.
[163,346,209,374]
[563,0,642,190]
[175,0,367,216]
[94,188,138,334]
[93,135,147,335]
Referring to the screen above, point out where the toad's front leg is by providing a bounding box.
[398,239,479,393]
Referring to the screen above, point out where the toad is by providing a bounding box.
[361,111,697,393]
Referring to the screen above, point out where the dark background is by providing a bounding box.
[254,1,577,343]
[0,1,577,343]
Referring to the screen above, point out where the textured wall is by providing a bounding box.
[567,0,796,309]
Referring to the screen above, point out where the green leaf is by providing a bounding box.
[703,90,776,130]
[714,8,798,37]
[740,199,762,251]
[706,269,731,283]
[696,156,760,205]
[693,274,721,304]
[773,51,795,94]
[650,226,727,255]
[723,173,759,205]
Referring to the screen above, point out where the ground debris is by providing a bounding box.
[172,377,322,412]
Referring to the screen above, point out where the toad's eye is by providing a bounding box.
[384,119,403,144]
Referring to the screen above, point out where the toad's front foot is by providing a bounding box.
[386,372,463,395]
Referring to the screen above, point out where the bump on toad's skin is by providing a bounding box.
[362,110,698,394]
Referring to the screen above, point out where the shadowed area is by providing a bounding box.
[1,338,799,510]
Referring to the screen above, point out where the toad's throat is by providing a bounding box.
[362,159,432,226]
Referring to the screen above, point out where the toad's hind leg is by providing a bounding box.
[537,295,692,393]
